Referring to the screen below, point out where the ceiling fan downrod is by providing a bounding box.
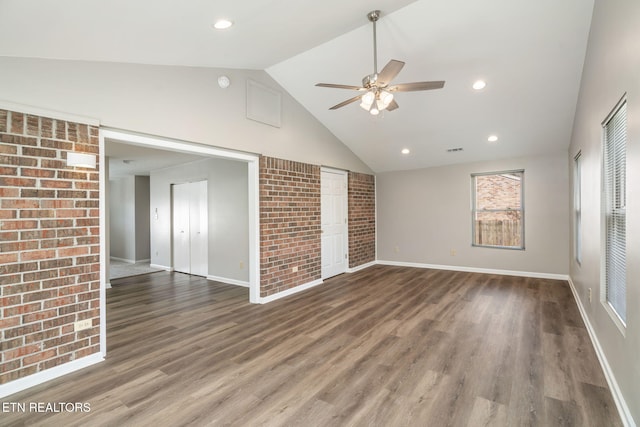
[368,10,381,77]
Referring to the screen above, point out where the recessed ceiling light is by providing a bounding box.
[213,19,233,30]
[401,148,410,155]
[488,135,498,142]
[473,80,487,90]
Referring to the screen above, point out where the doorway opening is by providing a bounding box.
[99,128,260,355]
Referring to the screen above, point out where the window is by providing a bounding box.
[574,152,582,264]
[603,97,627,325]
[472,170,524,249]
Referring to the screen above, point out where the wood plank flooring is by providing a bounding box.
[1,266,622,426]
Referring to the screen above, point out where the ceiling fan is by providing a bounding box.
[316,10,445,115]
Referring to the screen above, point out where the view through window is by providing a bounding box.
[472,171,524,249]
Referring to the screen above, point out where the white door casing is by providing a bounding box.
[321,169,348,279]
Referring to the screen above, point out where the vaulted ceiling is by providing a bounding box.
[0,0,594,172]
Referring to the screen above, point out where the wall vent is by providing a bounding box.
[446,147,464,152]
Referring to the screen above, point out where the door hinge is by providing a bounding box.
[345,254,348,259]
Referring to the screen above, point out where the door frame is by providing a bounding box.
[320,167,349,279]
[99,128,261,355]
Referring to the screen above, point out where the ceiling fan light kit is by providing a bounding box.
[316,9,445,115]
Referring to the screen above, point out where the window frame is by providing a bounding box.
[601,95,627,331]
[574,151,582,265]
[471,169,525,250]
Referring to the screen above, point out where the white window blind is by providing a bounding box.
[603,99,627,324]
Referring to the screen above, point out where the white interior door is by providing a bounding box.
[190,180,208,277]
[321,169,348,279]
[172,183,191,274]
[172,180,208,276]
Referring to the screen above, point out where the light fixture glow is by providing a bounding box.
[473,80,487,90]
[213,19,233,30]
[401,148,410,154]
[370,107,380,116]
[380,90,394,107]
[66,152,97,169]
[487,135,498,142]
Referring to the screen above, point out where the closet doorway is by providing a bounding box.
[172,180,208,277]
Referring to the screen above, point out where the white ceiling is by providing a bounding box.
[106,140,205,179]
[0,0,594,172]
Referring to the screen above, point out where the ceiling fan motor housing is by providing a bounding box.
[362,73,379,89]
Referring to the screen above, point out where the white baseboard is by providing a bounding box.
[110,257,151,264]
[150,264,173,272]
[567,278,636,427]
[347,261,376,273]
[258,279,323,304]
[0,353,104,399]
[376,260,569,281]
[207,275,250,288]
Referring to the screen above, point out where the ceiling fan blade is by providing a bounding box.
[386,99,399,111]
[388,81,445,92]
[329,94,363,110]
[316,83,365,91]
[377,60,405,86]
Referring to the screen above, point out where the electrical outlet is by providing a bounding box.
[292,266,298,273]
[74,319,92,332]
[588,288,592,303]
[394,246,400,253]
[239,261,244,270]
[450,249,457,256]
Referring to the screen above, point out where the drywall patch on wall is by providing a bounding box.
[259,156,321,297]
[0,109,101,385]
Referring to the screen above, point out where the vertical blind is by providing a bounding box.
[603,99,627,324]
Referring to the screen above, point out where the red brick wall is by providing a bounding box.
[348,172,376,268]
[259,157,321,297]
[0,109,100,385]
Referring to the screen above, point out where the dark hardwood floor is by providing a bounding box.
[2,266,622,426]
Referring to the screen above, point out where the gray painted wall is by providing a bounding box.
[109,176,135,261]
[134,176,151,261]
[150,157,249,283]
[109,175,151,262]
[569,0,640,422]
[0,57,372,174]
[377,151,569,275]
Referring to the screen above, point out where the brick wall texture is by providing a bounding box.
[348,172,376,268]
[259,157,377,297]
[259,157,321,297]
[0,109,101,385]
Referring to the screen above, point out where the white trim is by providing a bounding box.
[0,353,104,399]
[248,159,260,304]
[101,128,258,163]
[207,275,250,288]
[0,99,100,126]
[347,261,376,273]
[257,279,323,304]
[98,131,107,358]
[376,260,569,281]
[567,277,636,427]
[109,256,136,264]
[150,264,174,272]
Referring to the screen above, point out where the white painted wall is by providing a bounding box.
[377,151,569,275]
[150,157,249,283]
[569,0,640,423]
[0,57,372,174]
